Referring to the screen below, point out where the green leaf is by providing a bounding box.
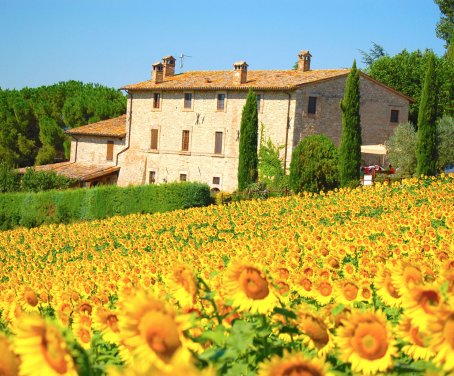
[199,325,227,346]
[226,320,256,353]
[273,306,298,319]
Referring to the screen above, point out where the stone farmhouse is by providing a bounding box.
[35,50,412,191]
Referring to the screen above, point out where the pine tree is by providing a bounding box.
[416,53,438,176]
[339,60,362,187]
[238,89,259,191]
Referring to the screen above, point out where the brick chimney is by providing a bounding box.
[162,55,176,77]
[233,61,248,84]
[297,50,312,72]
[152,62,164,84]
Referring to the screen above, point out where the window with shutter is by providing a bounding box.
[153,93,161,109]
[182,130,190,151]
[214,131,223,154]
[106,141,114,161]
[151,129,158,150]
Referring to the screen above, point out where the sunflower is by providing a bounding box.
[93,307,121,343]
[296,306,335,357]
[119,289,190,372]
[428,307,454,372]
[374,266,402,307]
[402,284,441,331]
[398,314,434,361]
[336,310,397,375]
[333,280,360,306]
[72,312,92,350]
[224,262,278,314]
[166,264,198,309]
[312,280,334,306]
[14,314,77,376]
[0,333,19,376]
[391,263,423,296]
[258,351,329,376]
[18,287,40,313]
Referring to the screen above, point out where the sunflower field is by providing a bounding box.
[0,175,453,375]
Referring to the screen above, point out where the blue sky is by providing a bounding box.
[0,0,445,90]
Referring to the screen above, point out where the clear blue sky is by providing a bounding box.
[0,0,445,90]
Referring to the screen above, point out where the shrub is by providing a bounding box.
[20,168,75,192]
[289,135,339,193]
[437,115,454,171]
[0,162,20,193]
[385,122,418,177]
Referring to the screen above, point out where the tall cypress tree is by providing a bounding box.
[339,60,362,187]
[416,53,438,176]
[238,89,259,191]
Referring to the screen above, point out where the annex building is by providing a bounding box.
[40,50,412,190]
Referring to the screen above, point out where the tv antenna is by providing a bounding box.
[179,53,192,70]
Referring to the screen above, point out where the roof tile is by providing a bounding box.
[66,115,126,138]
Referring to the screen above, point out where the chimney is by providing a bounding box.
[152,62,164,84]
[162,55,176,77]
[233,61,248,84]
[297,50,312,72]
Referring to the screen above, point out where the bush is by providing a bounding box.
[289,135,339,193]
[0,163,20,193]
[0,182,212,230]
[385,122,418,178]
[20,168,75,192]
[437,115,454,171]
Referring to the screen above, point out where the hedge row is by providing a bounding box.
[0,182,213,230]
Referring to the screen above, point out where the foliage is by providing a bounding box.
[20,168,75,193]
[0,162,20,193]
[289,135,339,193]
[434,0,454,48]
[258,123,286,190]
[238,90,259,191]
[358,42,386,66]
[0,182,212,230]
[0,176,452,375]
[0,81,126,167]
[436,115,454,170]
[339,60,361,188]
[385,122,418,177]
[416,53,438,176]
[365,48,454,123]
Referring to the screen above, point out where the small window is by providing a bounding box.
[184,93,192,109]
[153,93,161,109]
[106,140,114,161]
[150,129,159,150]
[182,130,190,151]
[390,110,399,123]
[214,131,223,154]
[257,94,262,112]
[149,171,156,184]
[180,173,187,182]
[212,177,220,185]
[308,96,317,114]
[217,94,226,111]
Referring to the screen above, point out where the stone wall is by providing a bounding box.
[70,136,125,165]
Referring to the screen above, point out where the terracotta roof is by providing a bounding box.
[18,162,120,182]
[121,69,351,91]
[66,115,126,138]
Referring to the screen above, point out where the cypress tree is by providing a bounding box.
[339,60,362,187]
[416,53,438,176]
[238,89,259,191]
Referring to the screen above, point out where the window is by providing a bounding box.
[106,140,114,161]
[257,94,262,112]
[180,173,187,182]
[153,93,161,109]
[308,96,317,114]
[212,177,220,185]
[214,131,223,154]
[184,93,192,109]
[150,129,159,150]
[217,93,226,111]
[390,110,399,123]
[181,130,190,151]
[149,171,156,184]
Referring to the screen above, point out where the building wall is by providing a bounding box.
[293,75,409,149]
[117,90,296,191]
[70,136,125,165]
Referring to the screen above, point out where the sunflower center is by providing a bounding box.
[239,268,269,300]
[418,290,440,314]
[318,282,332,297]
[443,314,454,349]
[78,328,91,344]
[174,268,197,295]
[41,326,68,374]
[141,311,181,362]
[343,283,358,300]
[79,303,92,315]
[106,314,120,333]
[24,290,39,307]
[302,317,329,349]
[281,364,322,376]
[353,322,388,360]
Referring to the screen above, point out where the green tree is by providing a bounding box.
[339,60,362,187]
[416,53,438,176]
[385,123,418,177]
[258,123,285,189]
[436,115,454,171]
[0,162,20,193]
[435,0,454,48]
[289,135,339,193]
[238,90,259,191]
[358,42,386,66]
